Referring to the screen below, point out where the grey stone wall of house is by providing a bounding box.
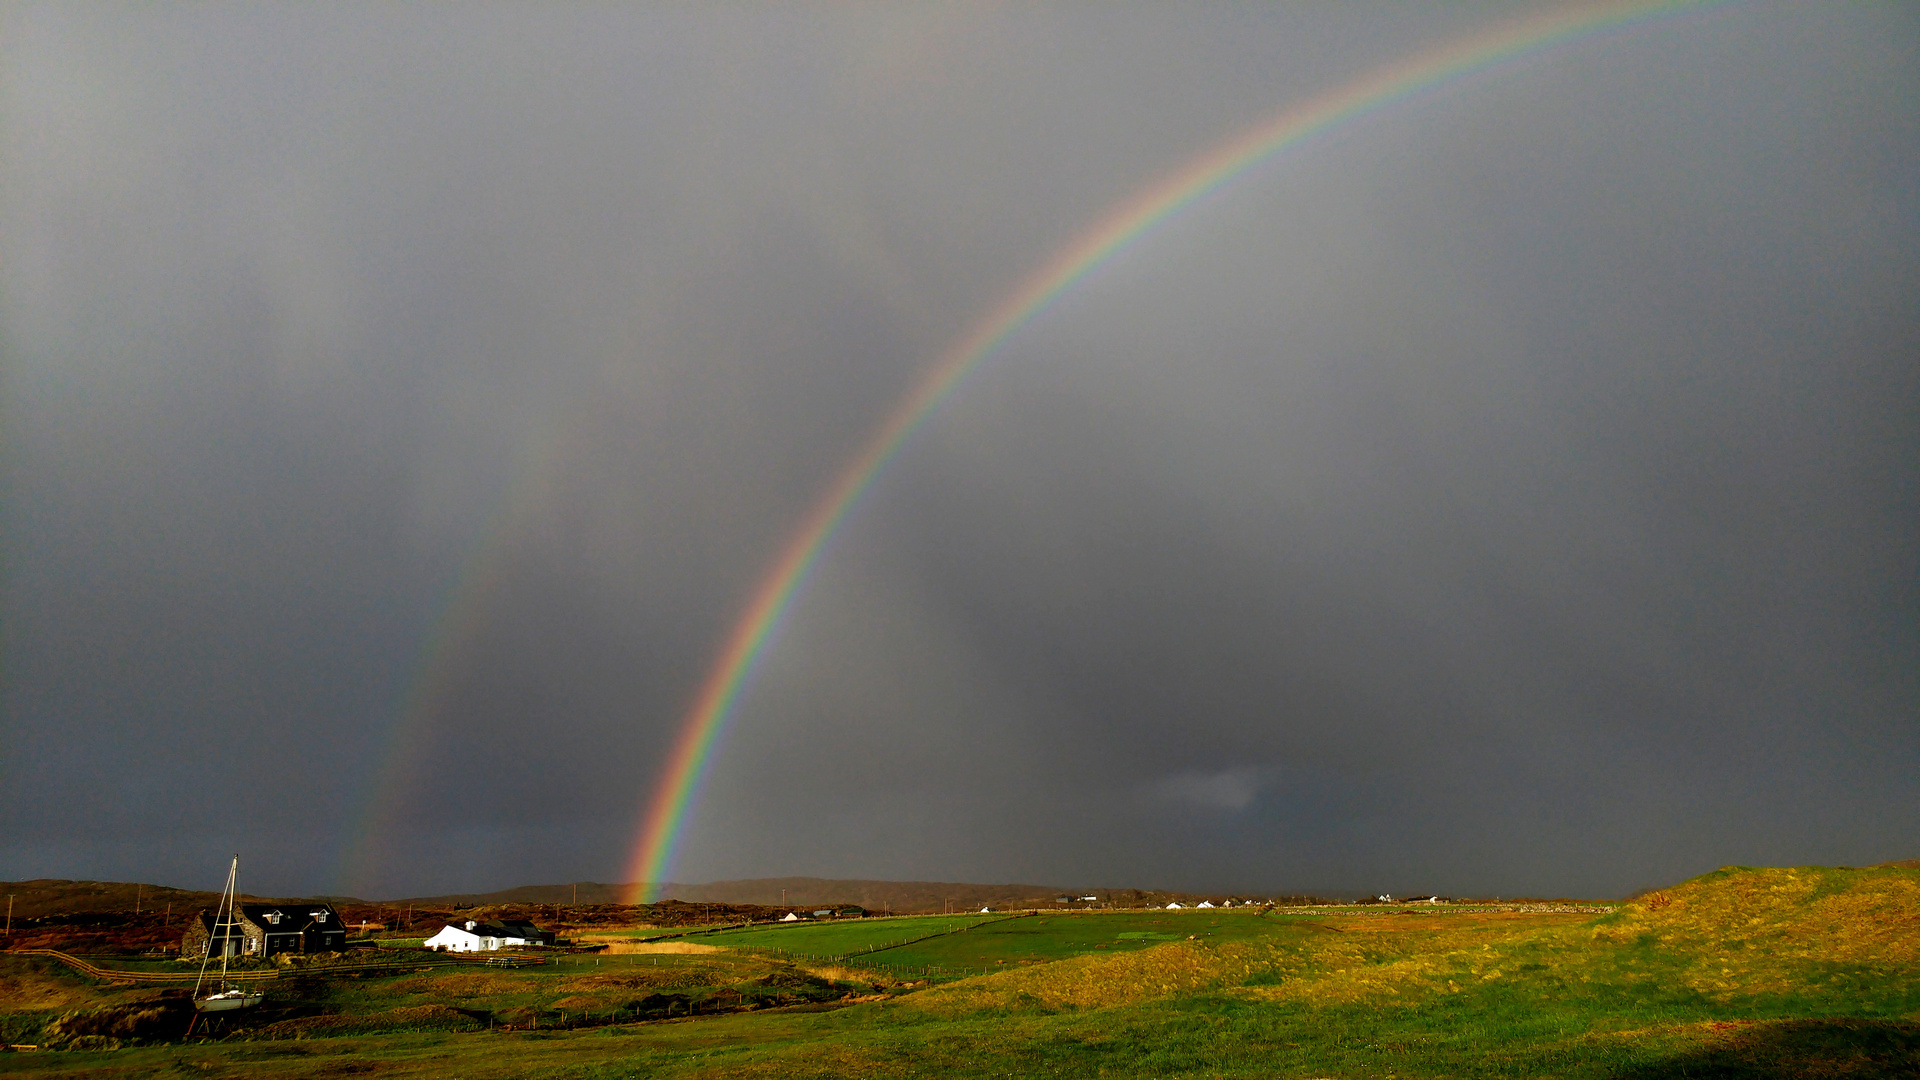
[180,911,265,959]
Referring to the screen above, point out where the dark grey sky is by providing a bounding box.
[4,2,1915,901]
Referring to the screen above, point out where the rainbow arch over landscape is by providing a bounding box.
[613,0,1726,904]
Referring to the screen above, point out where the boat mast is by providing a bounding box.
[193,855,240,997]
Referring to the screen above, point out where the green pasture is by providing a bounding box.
[698,909,1291,973]
[4,865,1915,1078]
[842,910,1287,972]
[692,914,1005,959]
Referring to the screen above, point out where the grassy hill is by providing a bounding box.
[4,863,1913,1077]
[0,880,228,921]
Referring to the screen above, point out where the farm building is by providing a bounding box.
[780,912,802,921]
[182,902,347,958]
[423,919,554,952]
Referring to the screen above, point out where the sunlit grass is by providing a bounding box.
[4,865,1914,1077]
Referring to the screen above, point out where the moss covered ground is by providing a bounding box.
[2,864,1914,1078]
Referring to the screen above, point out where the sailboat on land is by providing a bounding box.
[193,855,265,1012]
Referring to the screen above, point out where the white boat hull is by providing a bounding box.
[195,991,264,1012]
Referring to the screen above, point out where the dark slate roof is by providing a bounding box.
[454,920,548,938]
[239,902,342,930]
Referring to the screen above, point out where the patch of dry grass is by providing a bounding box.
[899,940,1248,1014]
[253,1004,480,1039]
[1597,865,1919,961]
[562,968,718,993]
[792,963,898,988]
[0,966,147,1013]
[1586,865,1920,999]
[401,971,528,999]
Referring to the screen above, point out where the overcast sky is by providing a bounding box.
[4,2,1915,901]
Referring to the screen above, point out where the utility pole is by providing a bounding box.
[136,883,142,916]
[6,894,12,936]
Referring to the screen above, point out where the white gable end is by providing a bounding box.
[424,925,483,952]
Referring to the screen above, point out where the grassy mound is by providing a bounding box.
[39,996,193,1048]
[252,1004,481,1039]
[1597,864,1919,965]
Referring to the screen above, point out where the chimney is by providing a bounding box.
[465,920,476,931]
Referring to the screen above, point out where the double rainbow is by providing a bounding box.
[618,1,1725,903]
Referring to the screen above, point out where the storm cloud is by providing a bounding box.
[4,2,1915,901]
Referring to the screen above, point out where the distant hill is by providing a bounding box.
[1875,857,1920,869]
[654,877,1081,913]
[4,876,1267,919]
[0,879,377,921]
[388,878,1079,912]
[388,882,637,907]
[0,879,284,920]
[387,877,1280,913]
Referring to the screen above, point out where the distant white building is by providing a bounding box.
[1165,902,1183,909]
[1196,901,1215,908]
[423,919,552,952]
[780,912,802,922]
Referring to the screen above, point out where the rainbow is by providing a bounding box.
[333,420,570,893]
[620,0,1728,903]
[627,2,1737,901]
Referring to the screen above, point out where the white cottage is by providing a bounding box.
[423,918,553,952]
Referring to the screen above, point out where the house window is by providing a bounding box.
[313,911,328,923]
[267,912,281,925]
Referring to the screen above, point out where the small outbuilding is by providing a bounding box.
[1165,902,1184,909]
[780,912,802,922]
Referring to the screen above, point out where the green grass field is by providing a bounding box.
[691,913,1007,961]
[3,864,1914,1078]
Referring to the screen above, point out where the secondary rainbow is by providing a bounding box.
[620,0,1724,903]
